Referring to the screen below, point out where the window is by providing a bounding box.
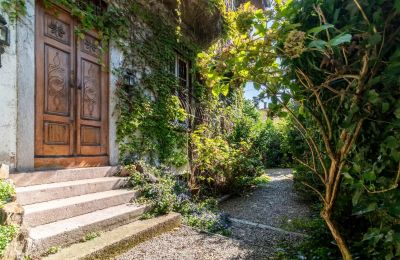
[172,55,190,111]
[172,54,191,128]
[177,58,188,89]
[76,0,108,16]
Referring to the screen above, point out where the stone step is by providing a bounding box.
[43,213,181,260]
[28,204,151,256]
[16,177,129,206]
[24,189,139,227]
[10,166,119,187]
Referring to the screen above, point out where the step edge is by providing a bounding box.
[13,166,117,175]
[29,204,149,240]
[28,205,151,256]
[23,191,140,227]
[16,177,127,193]
[43,213,182,260]
[24,189,137,213]
[17,178,129,206]
[10,166,120,187]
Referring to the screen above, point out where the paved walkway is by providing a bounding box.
[115,169,311,259]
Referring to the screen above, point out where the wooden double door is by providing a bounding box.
[35,2,109,168]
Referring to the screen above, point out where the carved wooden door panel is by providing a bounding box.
[76,33,108,156]
[35,2,108,168]
[35,3,75,158]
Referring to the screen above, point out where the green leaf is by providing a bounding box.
[308,40,327,50]
[307,24,334,35]
[253,82,261,90]
[333,9,340,23]
[281,92,291,104]
[369,33,382,45]
[364,171,376,181]
[352,188,362,205]
[395,0,400,12]
[220,84,229,96]
[328,33,352,46]
[394,107,400,118]
[197,52,206,59]
[385,136,398,149]
[254,23,266,36]
[299,105,305,115]
[367,90,380,105]
[342,172,353,180]
[354,202,378,215]
[382,102,390,113]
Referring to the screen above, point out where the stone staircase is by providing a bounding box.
[10,167,181,258]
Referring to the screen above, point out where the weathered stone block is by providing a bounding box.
[0,202,24,226]
[119,166,130,177]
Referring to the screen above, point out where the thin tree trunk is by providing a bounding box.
[321,207,353,260]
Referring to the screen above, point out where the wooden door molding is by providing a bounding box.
[34,2,109,169]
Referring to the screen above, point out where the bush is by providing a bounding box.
[126,162,232,235]
[191,125,265,195]
[253,120,285,167]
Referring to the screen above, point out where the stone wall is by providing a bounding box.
[0,11,18,170]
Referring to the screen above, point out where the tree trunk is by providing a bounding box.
[321,208,353,260]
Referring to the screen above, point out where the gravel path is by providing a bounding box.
[221,168,310,228]
[115,169,311,259]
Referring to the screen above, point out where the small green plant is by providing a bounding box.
[43,246,61,256]
[81,232,100,242]
[0,181,15,205]
[0,225,18,257]
[252,174,270,185]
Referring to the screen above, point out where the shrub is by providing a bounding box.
[126,162,232,235]
[191,125,264,195]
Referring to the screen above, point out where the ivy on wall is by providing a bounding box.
[111,1,209,167]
